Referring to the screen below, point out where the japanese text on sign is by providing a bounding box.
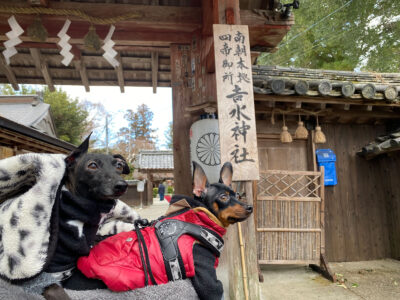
[213,25,259,181]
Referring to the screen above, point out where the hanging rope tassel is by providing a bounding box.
[314,115,326,144]
[84,25,101,51]
[295,114,308,139]
[27,16,48,42]
[280,114,293,143]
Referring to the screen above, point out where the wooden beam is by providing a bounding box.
[0,127,70,154]
[0,77,170,88]
[0,2,202,32]
[255,105,400,119]
[0,31,193,47]
[240,9,293,50]
[29,48,54,92]
[1,1,202,28]
[151,52,159,94]
[116,54,125,93]
[74,60,90,92]
[10,52,171,65]
[0,55,19,90]
[202,0,219,36]
[28,0,48,7]
[255,93,400,108]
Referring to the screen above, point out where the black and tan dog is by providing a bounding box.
[190,161,253,227]
[42,135,135,300]
[73,161,253,300]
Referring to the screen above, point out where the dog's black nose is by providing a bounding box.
[114,180,128,194]
[246,205,253,213]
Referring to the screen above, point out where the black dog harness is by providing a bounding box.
[134,217,224,285]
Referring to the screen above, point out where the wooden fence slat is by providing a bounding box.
[257,196,321,202]
[259,259,320,265]
[320,166,326,255]
[260,170,321,176]
[257,228,322,232]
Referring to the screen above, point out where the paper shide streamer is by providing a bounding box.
[57,19,74,66]
[102,25,119,68]
[3,16,24,65]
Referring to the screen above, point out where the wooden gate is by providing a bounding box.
[255,169,325,265]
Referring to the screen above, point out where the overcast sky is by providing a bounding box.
[59,85,173,149]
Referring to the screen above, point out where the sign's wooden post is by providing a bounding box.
[214,24,260,300]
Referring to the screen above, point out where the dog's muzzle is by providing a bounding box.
[113,180,128,195]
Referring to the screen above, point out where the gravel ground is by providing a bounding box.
[136,201,400,300]
[260,259,400,300]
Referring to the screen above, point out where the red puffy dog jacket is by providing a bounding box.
[77,202,226,291]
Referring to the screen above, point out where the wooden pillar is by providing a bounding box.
[146,172,154,206]
[171,44,192,196]
[0,146,14,159]
[240,181,261,300]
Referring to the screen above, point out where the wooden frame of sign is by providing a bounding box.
[213,24,259,181]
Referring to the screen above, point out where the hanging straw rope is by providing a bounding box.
[314,115,326,144]
[271,107,329,117]
[295,114,308,139]
[0,6,142,25]
[280,113,293,143]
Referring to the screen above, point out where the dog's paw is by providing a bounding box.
[43,284,71,300]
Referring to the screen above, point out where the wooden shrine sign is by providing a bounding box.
[213,24,259,181]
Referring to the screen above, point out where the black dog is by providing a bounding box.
[42,135,131,300]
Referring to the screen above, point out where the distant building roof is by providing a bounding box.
[136,150,174,171]
[0,115,75,154]
[0,95,56,136]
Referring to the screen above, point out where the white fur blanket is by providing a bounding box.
[0,153,140,280]
[0,277,199,300]
[0,153,66,280]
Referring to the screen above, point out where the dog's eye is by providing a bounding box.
[219,194,229,202]
[88,162,98,170]
[116,162,124,171]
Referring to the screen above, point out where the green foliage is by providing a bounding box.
[120,104,156,142]
[0,84,36,95]
[258,0,400,72]
[167,186,174,194]
[120,162,135,180]
[164,121,173,150]
[116,103,156,158]
[43,87,88,145]
[153,187,158,198]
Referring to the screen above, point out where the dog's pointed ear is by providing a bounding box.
[113,154,130,174]
[219,162,233,186]
[65,133,91,166]
[193,161,208,197]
